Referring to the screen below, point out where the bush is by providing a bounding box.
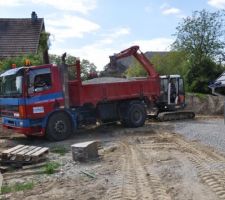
[43,161,60,174]
[1,182,34,194]
[186,57,224,93]
[0,54,43,72]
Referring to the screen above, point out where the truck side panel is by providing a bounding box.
[69,78,160,107]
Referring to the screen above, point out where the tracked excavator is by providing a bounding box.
[109,46,195,121]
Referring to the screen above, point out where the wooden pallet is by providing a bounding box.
[0,145,49,164]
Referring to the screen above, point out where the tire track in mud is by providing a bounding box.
[139,134,225,200]
[128,147,153,200]
[104,148,127,200]
[105,143,138,200]
[133,145,171,200]
[173,135,225,198]
[105,142,171,200]
[173,136,225,162]
[120,146,138,200]
[173,137,225,199]
[189,156,225,199]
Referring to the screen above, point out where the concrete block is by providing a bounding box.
[71,141,99,162]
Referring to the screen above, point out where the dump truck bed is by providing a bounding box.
[69,77,160,106]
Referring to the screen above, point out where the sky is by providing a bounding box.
[0,0,224,70]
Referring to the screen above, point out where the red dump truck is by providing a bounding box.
[0,46,194,141]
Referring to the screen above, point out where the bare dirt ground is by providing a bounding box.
[1,119,225,200]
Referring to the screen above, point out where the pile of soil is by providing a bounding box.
[186,94,224,115]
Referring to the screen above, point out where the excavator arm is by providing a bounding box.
[110,45,159,78]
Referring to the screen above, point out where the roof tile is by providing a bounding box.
[0,18,44,58]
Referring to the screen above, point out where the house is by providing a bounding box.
[0,12,49,64]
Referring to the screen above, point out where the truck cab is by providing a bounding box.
[0,64,64,136]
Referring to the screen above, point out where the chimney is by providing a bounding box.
[31,11,38,23]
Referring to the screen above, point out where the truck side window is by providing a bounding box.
[28,68,52,94]
[34,74,51,92]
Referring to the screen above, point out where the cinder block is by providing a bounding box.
[71,141,99,162]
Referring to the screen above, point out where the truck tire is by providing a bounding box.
[121,101,147,128]
[46,112,72,141]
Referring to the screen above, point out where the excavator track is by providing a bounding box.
[157,110,195,121]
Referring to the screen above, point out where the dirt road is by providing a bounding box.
[1,121,225,200]
[104,132,225,200]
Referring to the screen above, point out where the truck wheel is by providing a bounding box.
[121,101,146,128]
[46,112,72,141]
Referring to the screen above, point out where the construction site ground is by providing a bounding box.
[1,116,225,200]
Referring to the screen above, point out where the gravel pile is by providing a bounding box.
[83,77,131,84]
[173,118,225,154]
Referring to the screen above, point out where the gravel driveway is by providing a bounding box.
[173,117,225,154]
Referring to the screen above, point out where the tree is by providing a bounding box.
[151,51,189,77]
[39,32,51,64]
[125,58,147,77]
[186,57,223,93]
[49,54,97,80]
[173,9,225,62]
[125,51,189,79]
[0,54,43,72]
[173,9,225,93]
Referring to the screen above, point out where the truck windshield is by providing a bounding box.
[0,68,24,97]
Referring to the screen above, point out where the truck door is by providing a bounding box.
[26,67,54,119]
[168,77,185,106]
[168,78,178,105]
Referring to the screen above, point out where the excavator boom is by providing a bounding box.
[110,45,159,78]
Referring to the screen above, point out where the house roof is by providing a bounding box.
[145,51,169,59]
[0,18,44,58]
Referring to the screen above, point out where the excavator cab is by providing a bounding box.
[158,75,185,112]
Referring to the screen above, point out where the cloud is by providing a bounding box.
[113,28,130,37]
[160,3,182,16]
[46,14,100,42]
[0,0,25,7]
[50,37,173,70]
[50,27,131,69]
[145,6,152,13]
[0,0,97,14]
[162,8,181,15]
[129,38,173,52]
[33,0,97,14]
[208,0,225,8]
[100,27,130,44]
[49,45,115,70]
